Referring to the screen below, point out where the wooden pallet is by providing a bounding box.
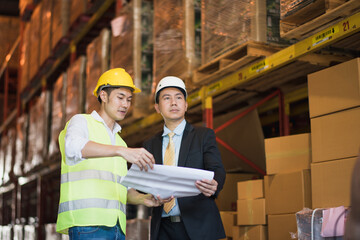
[280,0,360,40]
[192,41,281,85]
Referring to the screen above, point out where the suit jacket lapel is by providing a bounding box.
[178,122,194,167]
[153,133,163,165]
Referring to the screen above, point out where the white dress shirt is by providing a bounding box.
[64,111,122,165]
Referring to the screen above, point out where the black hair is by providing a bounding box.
[97,86,119,103]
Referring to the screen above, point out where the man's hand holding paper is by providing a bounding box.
[121,164,214,199]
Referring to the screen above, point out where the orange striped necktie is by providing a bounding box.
[163,132,176,214]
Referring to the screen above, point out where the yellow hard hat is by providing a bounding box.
[93,68,141,97]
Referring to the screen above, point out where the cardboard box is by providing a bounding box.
[233,225,267,240]
[265,133,311,175]
[220,211,237,237]
[237,179,264,200]
[311,107,360,163]
[312,157,357,208]
[265,170,311,214]
[216,173,260,211]
[268,214,297,240]
[308,58,360,118]
[237,198,266,225]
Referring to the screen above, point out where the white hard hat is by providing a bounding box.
[155,76,187,103]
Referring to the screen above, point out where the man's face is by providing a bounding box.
[102,87,133,121]
[155,87,187,122]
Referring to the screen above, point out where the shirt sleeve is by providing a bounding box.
[64,114,89,165]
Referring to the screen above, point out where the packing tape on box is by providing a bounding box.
[246,182,254,198]
[244,226,249,240]
[248,200,253,224]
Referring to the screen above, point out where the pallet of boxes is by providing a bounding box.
[304,58,360,239]
[264,133,312,240]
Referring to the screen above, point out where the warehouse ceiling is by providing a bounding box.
[0,0,19,16]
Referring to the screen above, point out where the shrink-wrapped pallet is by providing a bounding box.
[0,136,6,185]
[70,0,88,27]
[20,23,30,93]
[49,73,66,158]
[1,225,12,240]
[40,0,53,67]
[66,56,86,121]
[153,0,198,84]
[0,16,19,70]
[19,0,33,15]
[13,224,24,240]
[3,127,15,183]
[201,0,266,64]
[14,114,28,177]
[52,0,70,51]
[110,2,134,76]
[86,29,110,113]
[45,223,63,240]
[280,0,315,20]
[24,225,36,240]
[25,90,51,173]
[29,3,42,81]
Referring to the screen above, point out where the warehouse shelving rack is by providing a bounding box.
[122,11,360,139]
[0,2,360,239]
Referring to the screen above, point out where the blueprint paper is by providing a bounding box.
[121,164,214,198]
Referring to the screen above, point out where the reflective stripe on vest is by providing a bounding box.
[58,198,126,215]
[61,169,122,184]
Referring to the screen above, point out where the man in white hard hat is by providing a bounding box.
[144,76,226,240]
[56,68,169,239]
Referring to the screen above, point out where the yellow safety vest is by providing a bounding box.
[56,114,128,235]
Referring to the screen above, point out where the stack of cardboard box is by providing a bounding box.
[217,174,260,240]
[308,58,360,210]
[264,133,312,239]
[234,179,267,240]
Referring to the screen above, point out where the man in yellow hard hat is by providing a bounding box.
[56,68,166,239]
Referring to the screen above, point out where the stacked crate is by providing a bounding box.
[3,127,15,184]
[51,0,70,51]
[28,3,42,81]
[216,173,260,212]
[0,16,19,70]
[264,133,312,240]
[39,0,52,67]
[234,179,267,240]
[0,136,6,185]
[220,211,237,239]
[24,90,51,174]
[65,56,86,122]
[110,1,155,118]
[308,58,360,210]
[20,23,30,93]
[153,0,199,85]
[48,73,67,159]
[86,29,110,114]
[69,0,88,27]
[201,0,267,64]
[14,114,28,177]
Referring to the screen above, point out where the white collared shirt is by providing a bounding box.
[64,111,122,165]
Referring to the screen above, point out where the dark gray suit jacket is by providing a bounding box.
[143,122,226,240]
